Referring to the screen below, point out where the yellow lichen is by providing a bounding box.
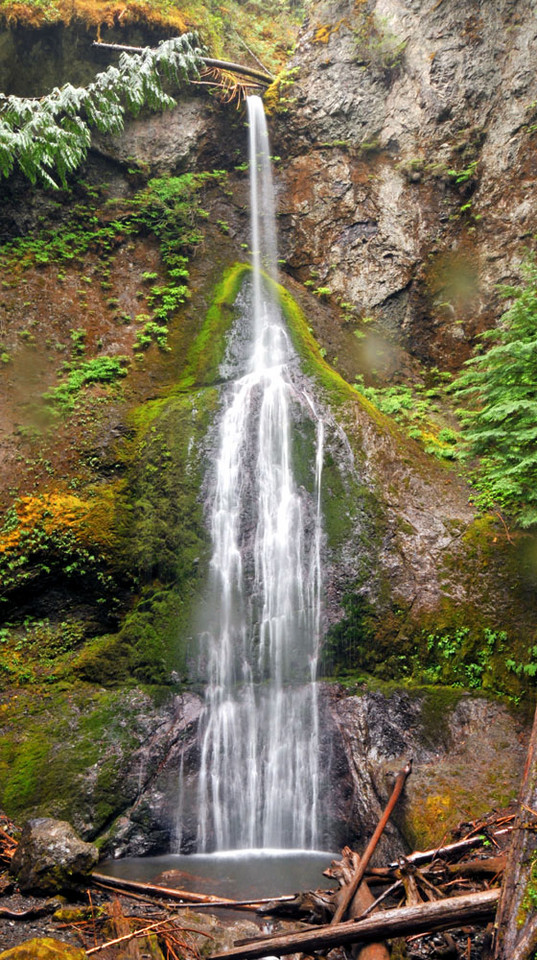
[312,19,346,44]
[0,490,119,554]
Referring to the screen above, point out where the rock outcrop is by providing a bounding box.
[10,819,98,895]
[274,0,537,369]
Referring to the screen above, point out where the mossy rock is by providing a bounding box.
[0,939,86,959]
[0,685,174,829]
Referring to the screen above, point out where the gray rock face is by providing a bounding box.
[93,97,217,175]
[10,818,98,895]
[327,687,527,859]
[275,0,537,369]
[86,691,204,858]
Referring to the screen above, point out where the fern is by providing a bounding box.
[0,34,203,187]
[451,257,537,527]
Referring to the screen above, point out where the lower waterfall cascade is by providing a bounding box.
[191,95,327,853]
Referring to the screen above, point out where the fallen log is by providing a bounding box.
[208,888,500,960]
[91,872,293,911]
[92,42,274,84]
[0,903,58,920]
[331,759,412,924]
[328,847,390,960]
[445,853,506,878]
[382,826,513,872]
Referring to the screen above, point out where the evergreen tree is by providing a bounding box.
[0,35,203,188]
[452,258,537,527]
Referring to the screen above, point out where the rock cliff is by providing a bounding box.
[0,0,535,855]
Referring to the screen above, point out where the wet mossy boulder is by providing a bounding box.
[0,939,86,959]
[10,818,98,895]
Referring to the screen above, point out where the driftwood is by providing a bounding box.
[494,704,537,960]
[208,888,500,960]
[91,872,293,911]
[445,853,506,878]
[329,847,390,960]
[92,42,274,84]
[331,759,413,924]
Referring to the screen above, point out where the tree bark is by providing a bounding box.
[208,889,500,960]
[494,704,537,960]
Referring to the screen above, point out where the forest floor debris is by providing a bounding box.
[0,807,516,958]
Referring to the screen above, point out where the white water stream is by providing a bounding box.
[196,96,325,852]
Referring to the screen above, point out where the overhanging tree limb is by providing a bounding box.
[92,41,274,84]
[0,34,204,187]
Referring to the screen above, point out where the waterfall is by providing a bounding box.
[196,96,324,852]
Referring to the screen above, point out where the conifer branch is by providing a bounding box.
[0,34,204,187]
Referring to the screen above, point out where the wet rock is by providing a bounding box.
[10,819,98,896]
[93,98,215,175]
[97,691,204,857]
[327,687,527,859]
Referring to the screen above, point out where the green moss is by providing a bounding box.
[519,852,537,925]
[71,633,132,685]
[118,586,194,683]
[180,263,249,388]
[1,736,50,814]
[277,281,383,421]
[0,684,177,830]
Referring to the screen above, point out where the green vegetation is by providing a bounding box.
[0,0,299,77]
[0,36,203,187]
[451,258,537,527]
[44,355,128,409]
[0,618,86,686]
[1,170,224,394]
[264,66,300,115]
[519,853,537,922]
[0,512,119,607]
[181,262,249,387]
[354,10,407,73]
[0,683,172,828]
[353,373,458,458]
[320,592,532,702]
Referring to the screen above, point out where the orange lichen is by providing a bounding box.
[0,491,117,554]
[0,0,187,31]
[312,19,346,44]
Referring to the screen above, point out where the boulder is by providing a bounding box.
[0,939,86,959]
[10,818,98,895]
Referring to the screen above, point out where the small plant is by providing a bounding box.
[70,328,87,357]
[44,356,129,409]
[134,321,170,352]
[447,160,478,184]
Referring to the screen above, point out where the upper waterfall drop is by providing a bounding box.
[195,96,325,852]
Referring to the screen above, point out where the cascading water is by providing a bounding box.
[196,96,325,852]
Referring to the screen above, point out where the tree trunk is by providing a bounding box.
[494,705,537,960]
[208,889,500,960]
